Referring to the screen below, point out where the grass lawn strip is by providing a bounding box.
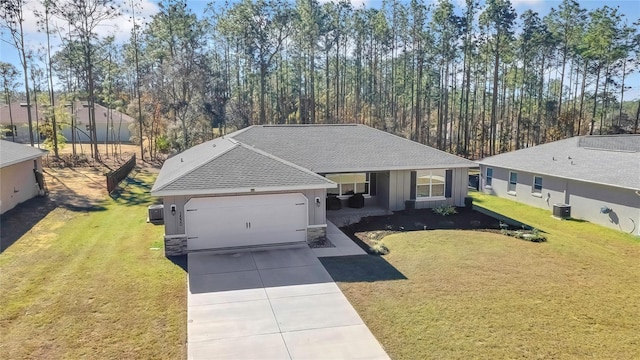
[326,193,640,359]
[0,171,186,359]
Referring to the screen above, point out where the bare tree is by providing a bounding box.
[54,0,120,160]
[1,0,35,146]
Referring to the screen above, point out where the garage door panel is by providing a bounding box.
[185,194,308,251]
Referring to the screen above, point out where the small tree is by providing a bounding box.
[0,62,20,141]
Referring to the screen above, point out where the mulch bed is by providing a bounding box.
[340,207,508,254]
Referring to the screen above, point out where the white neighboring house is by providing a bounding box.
[0,101,134,144]
[478,135,640,235]
[0,140,47,214]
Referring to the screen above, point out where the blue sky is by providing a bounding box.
[1,0,639,101]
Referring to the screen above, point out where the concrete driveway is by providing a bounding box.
[187,245,390,360]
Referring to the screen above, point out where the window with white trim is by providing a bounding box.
[416,170,446,198]
[326,173,369,196]
[532,176,543,195]
[508,172,518,193]
[486,167,493,187]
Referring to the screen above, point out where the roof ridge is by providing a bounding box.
[152,138,238,192]
[366,125,476,165]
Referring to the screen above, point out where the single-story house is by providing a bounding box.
[0,140,48,214]
[0,101,134,144]
[477,135,640,235]
[151,124,476,255]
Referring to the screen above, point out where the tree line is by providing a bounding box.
[2,0,639,161]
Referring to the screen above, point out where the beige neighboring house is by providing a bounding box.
[0,101,134,144]
[0,140,47,215]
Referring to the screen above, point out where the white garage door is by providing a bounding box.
[185,193,308,251]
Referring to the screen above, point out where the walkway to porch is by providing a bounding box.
[312,221,367,258]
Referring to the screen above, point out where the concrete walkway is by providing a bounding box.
[187,245,389,360]
[312,221,367,258]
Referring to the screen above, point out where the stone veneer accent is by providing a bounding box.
[307,226,327,243]
[165,235,187,256]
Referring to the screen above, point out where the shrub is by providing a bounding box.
[432,205,458,216]
[369,241,390,255]
[500,228,546,242]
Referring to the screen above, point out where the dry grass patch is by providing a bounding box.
[326,196,639,359]
[0,170,186,359]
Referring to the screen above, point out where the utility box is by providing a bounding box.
[148,204,164,224]
[553,204,571,219]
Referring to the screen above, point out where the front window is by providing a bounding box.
[326,173,369,196]
[508,172,518,193]
[533,176,543,194]
[416,170,446,198]
[486,167,493,187]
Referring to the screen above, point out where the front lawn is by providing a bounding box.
[0,171,186,359]
[323,193,639,359]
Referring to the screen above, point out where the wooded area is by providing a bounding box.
[2,0,639,161]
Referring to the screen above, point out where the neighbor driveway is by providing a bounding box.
[187,245,390,360]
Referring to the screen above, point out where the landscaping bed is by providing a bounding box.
[340,207,516,253]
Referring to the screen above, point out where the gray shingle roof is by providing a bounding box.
[231,124,475,173]
[0,140,47,168]
[151,137,334,196]
[0,101,134,126]
[152,124,477,196]
[578,135,640,152]
[477,135,640,190]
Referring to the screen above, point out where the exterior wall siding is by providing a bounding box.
[0,158,42,214]
[388,170,411,211]
[377,171,390,209]
[61,123,132,144]
[388,168,469,211]
[569,182,639,235]
[302,189,327,226]
[480,165,640,235]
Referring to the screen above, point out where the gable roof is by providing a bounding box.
[231,124,476,173]
[0,101,135,126]
[0,140,47,168]
[477,135,640,190]
[150,137,334,196]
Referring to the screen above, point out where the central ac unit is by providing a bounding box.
[552,204,571,219]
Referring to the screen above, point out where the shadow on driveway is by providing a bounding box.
[167,255,188,272]
[320,255,407,283]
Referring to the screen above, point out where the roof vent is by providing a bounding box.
[181,158,184,162]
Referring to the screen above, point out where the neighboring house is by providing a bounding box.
[0,140,47,215]
[478,135,640,235]
[0,101,134,144]
[151,124,476,255]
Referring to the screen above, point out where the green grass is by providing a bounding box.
[0,171,186,359]
[327,193,640,359]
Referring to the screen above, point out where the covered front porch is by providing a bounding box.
[326,204,392,227]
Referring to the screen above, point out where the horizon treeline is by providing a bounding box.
[1,0,639,160]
